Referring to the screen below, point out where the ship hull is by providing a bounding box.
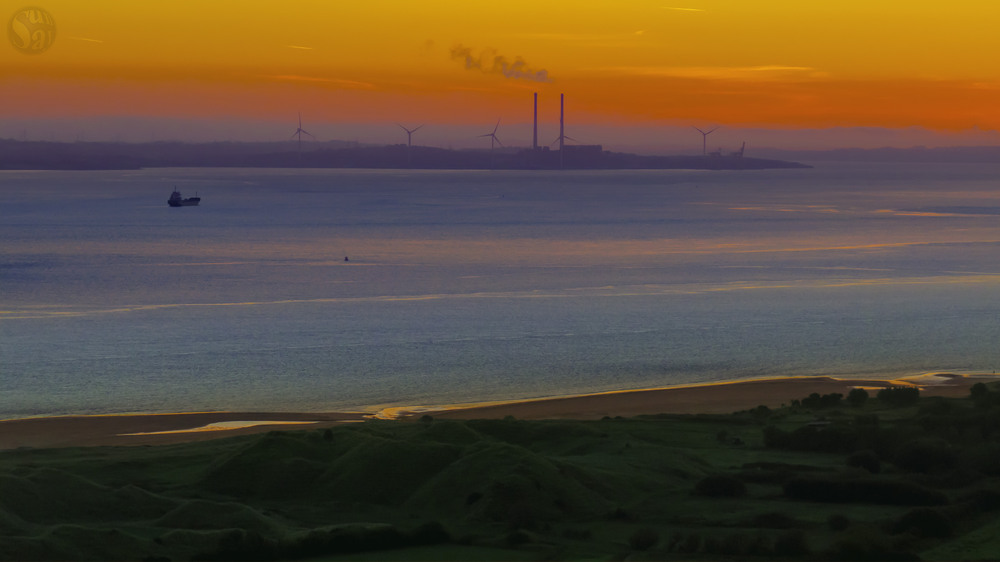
[167,198,200,207]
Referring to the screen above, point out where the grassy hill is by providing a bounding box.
[4,384,1000,560]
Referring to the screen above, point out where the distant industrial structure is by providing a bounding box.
[0,93,803,170]
[292,92,756,170]
[517,92,605,169]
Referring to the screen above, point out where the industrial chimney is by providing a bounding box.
[532,92,538,150]
[558,93,565,153]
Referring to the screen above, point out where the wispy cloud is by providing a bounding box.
[601,65,827,81]
[662,6,706,12]
[260,75,376,89]
[450,43,552,83]
[285,45,314,50]
[68,36,103,43]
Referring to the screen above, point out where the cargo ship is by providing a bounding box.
[167,189,200,207]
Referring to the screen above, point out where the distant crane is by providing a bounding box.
[291,113,316,155]
[693,126,718,156]
[734,141,745,159]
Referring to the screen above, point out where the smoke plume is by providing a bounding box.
[450,44,551,83]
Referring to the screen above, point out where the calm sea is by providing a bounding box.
[2,164,999,418]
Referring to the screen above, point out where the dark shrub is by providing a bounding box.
[694,474,747,497]
[822,393,844,408]
[629,527,660,551]
[968,488,1000,512]
[409,521,450,545]
[277,524,413,560]
[970,382,989,401]
[752,512,797,529]
[763,424,858,453]
[961,443,1000,476]
[847,388,869,407]
[828,537,920,561]
[919,396,954,416]
[671,532,702,554]
[505,530,530,546]
[893,438,956,473]
[783,477,948,506]
[877,386,919,407]
[562,528,592,540]
[802,392,843,409]
[828,514,851,531]
[854,413,880,427]
[506,502,538,530]
[847,450,881,474]
[773,530,809,557]
[801,393,821,408]
[892,507,952,538]
[608,507,635,521]
[195,529,279,561]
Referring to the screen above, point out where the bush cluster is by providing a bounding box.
[665,530,809,557]
[877,386,920,407]
[783,477,948,506]
[193,522,451,561]
[694,474,747,498]
[801,392,843,409]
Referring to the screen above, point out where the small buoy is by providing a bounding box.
[344,256,349,262]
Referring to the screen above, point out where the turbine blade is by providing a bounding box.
[494,136,503,147]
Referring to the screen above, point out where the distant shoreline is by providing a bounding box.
[0,139,809,171]
[1,373,991,450]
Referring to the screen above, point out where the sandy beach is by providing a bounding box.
[0,374,989,450]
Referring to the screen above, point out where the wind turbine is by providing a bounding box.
[479,120,503,168]
[291,113,316,155]
[693,126,718,156]
[397,123,423,147]
[551,93,576,169]
[480,119,503,150]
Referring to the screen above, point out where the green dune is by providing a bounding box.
[4,384,1000,560]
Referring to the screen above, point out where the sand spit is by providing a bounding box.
[1,374,993,450]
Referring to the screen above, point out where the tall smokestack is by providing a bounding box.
[559,93,565,169]
[559,93,564,153]
[532,92,538,150]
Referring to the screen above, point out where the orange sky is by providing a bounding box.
[4,1,1000,146]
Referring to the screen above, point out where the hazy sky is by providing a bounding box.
[4,1,1000,150]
